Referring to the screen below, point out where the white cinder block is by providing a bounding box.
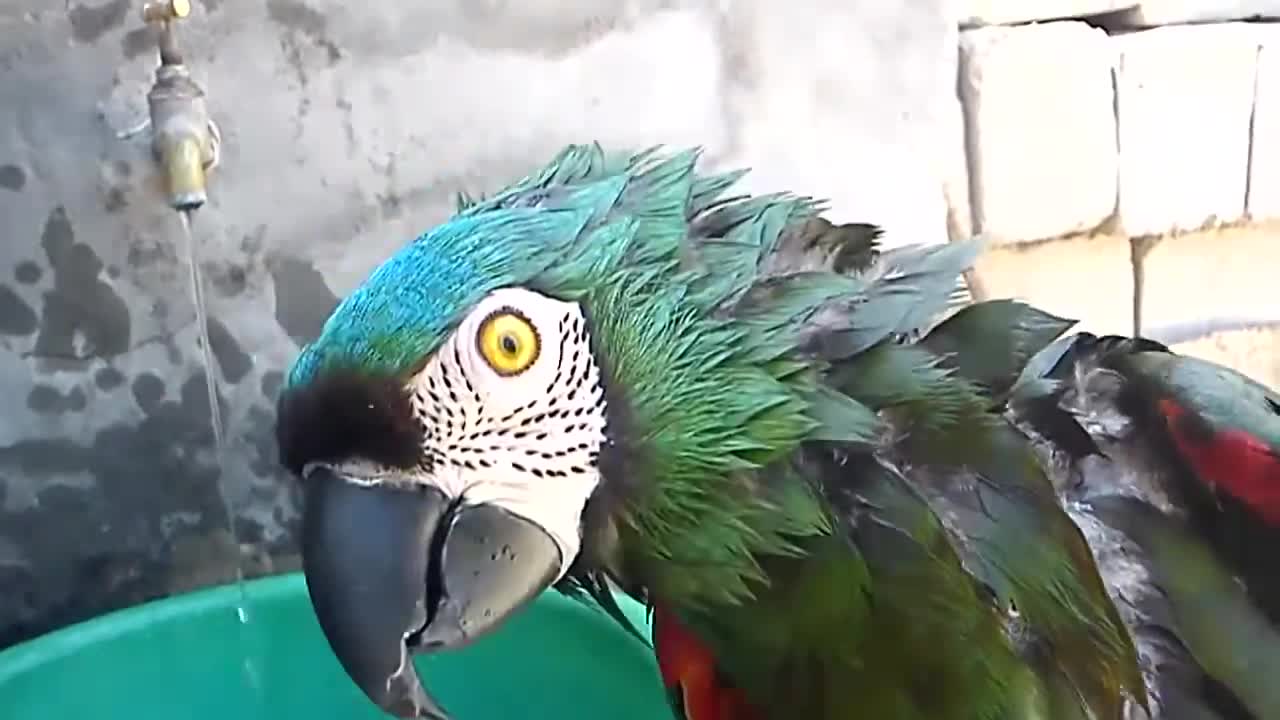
[1115,24,1258,236]
[1248,33,1280,220]
[1109,0,1280,26]
[960,22,1119,243]
[961,0,1137,27]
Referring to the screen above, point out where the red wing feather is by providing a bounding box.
[1158,397,1280,527]
[652,604,763,720]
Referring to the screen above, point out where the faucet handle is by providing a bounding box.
[142,0,191,24]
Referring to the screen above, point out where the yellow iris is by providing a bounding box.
[477,310,540,376]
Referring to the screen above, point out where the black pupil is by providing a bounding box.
[499,333,519,356]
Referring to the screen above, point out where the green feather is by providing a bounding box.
[1091,496,1280,719]
[922,299,1076,402]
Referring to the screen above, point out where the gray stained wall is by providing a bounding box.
[0,0,957,648]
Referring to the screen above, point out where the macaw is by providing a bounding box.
[274,145,1280,720]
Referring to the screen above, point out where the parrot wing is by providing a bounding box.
[1008,331,1280,720]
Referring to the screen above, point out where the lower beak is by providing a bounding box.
[301,467,562,719]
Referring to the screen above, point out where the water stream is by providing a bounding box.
[178,210,263,702]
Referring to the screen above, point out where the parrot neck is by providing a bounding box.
[556,266,837,611]
[581,367,831,610]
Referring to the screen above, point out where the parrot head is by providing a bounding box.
[276,214,617,717]
[276,145,836,718]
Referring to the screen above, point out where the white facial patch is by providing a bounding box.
[405,287,608,581]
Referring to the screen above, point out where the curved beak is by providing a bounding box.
[301,467,562,719]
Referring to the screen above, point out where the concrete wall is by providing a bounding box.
[0,0,959,649]
[2,0,1278,651]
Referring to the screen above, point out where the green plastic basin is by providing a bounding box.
[0,573,672,719]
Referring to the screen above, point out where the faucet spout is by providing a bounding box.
[141,1,220,212]
[157,131,210,211]
[147,65,219,212]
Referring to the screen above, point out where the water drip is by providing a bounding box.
[178,209,262,705]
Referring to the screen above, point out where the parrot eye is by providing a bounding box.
[476,308,540,376]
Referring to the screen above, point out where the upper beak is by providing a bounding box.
[301,467,563,719]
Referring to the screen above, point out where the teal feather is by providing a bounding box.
[287,207,593,387]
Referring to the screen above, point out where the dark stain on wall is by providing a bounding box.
[32,207,132,364]
[14,262,42,285]
[0,286,38,336]
[244,405,280,478]
[269,256,338,347]
[0,164,26,192]
[0,371,232,649]
[94,366,126,391]
[259,369,283,401]
[206,316,252,384]
[103,186,129,213]
[267,0,341,63]
[131,372,166,414]
[26,385,88,415]
[68,0,131,45]
[266,0,327,39]
[121,27,153,59]
[205,262,248,298]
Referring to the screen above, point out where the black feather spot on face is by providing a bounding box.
[275,368,424,476]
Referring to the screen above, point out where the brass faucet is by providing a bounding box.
[142,0,221,211]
